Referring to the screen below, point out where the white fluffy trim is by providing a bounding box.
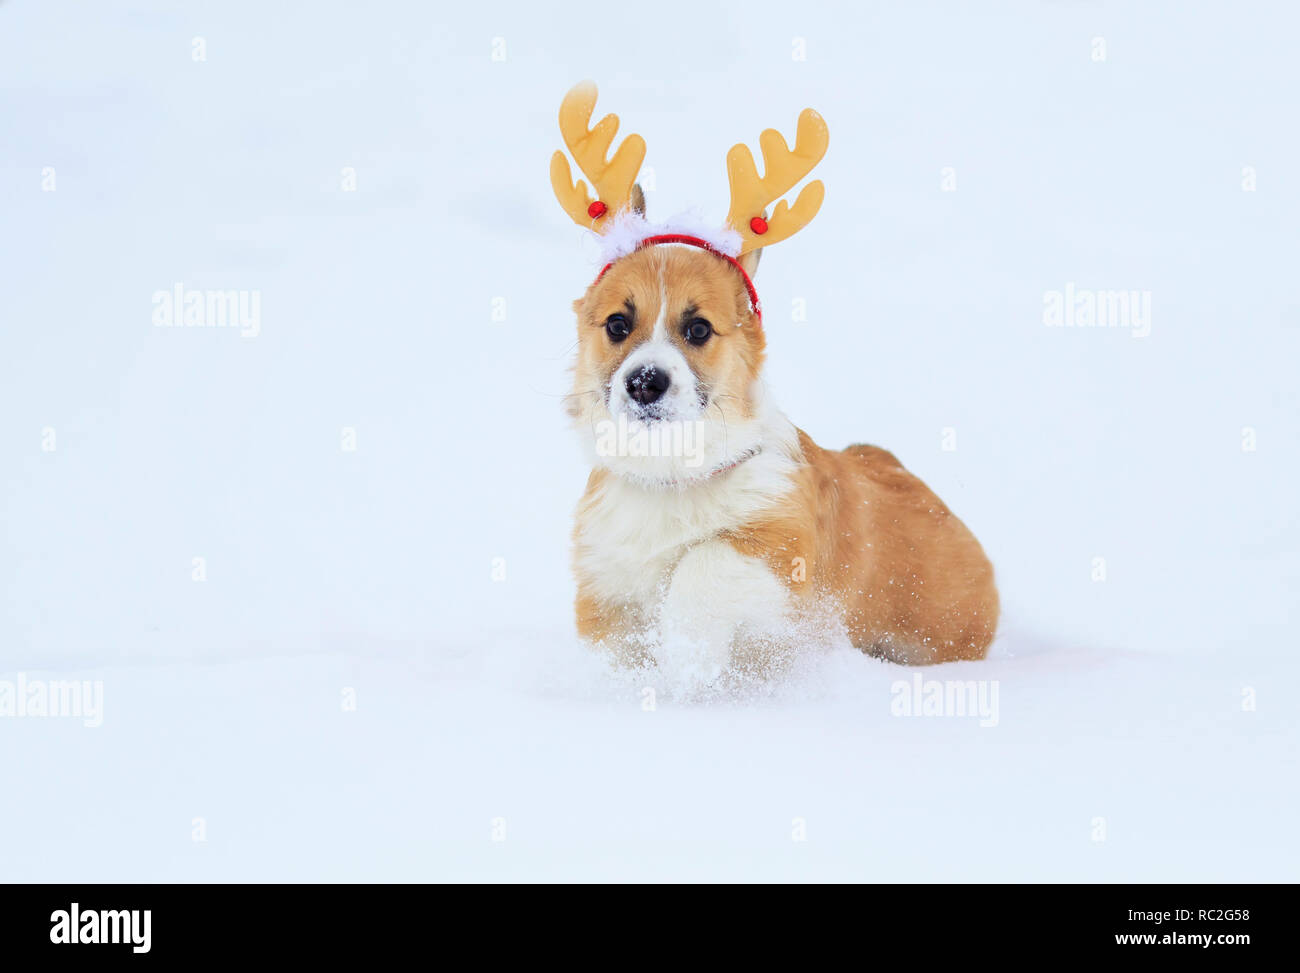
[597,210,743,264]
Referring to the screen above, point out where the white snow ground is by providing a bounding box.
[2,0,1297,881]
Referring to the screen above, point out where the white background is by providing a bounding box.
[1,0,1296,880]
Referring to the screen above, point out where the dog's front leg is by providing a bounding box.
[655,539,789,688]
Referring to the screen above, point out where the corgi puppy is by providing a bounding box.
[551,82,997,681]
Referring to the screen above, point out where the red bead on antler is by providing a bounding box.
[588,201,608,219]
[749,216,768,235]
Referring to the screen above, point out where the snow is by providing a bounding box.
[1,0,1297,881]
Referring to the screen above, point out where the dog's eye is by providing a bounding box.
[684,318,713,346]
[605,314,632,342]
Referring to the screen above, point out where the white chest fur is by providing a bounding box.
[574,439,800,611]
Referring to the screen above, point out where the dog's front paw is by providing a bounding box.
[652,539,791,693]
[652,625,731,692]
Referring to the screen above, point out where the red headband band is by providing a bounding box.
[593,233,763,326]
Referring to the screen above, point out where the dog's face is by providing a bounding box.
[567,245,767,483]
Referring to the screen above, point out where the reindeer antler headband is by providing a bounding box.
[550,81,829,323]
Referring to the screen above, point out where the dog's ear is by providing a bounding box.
[737,207,764,276]
[630,183,646,216]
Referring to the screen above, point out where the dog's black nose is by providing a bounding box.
[626,365,671,406]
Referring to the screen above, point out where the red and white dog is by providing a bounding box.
[552,82,998,683]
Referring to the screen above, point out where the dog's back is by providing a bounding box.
[727,432,998,664]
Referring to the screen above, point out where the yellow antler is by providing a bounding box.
[550,81,646,230]
[725,108,829,254]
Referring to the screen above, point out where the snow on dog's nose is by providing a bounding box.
[610,337,698,419]
[625,365,670,405]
